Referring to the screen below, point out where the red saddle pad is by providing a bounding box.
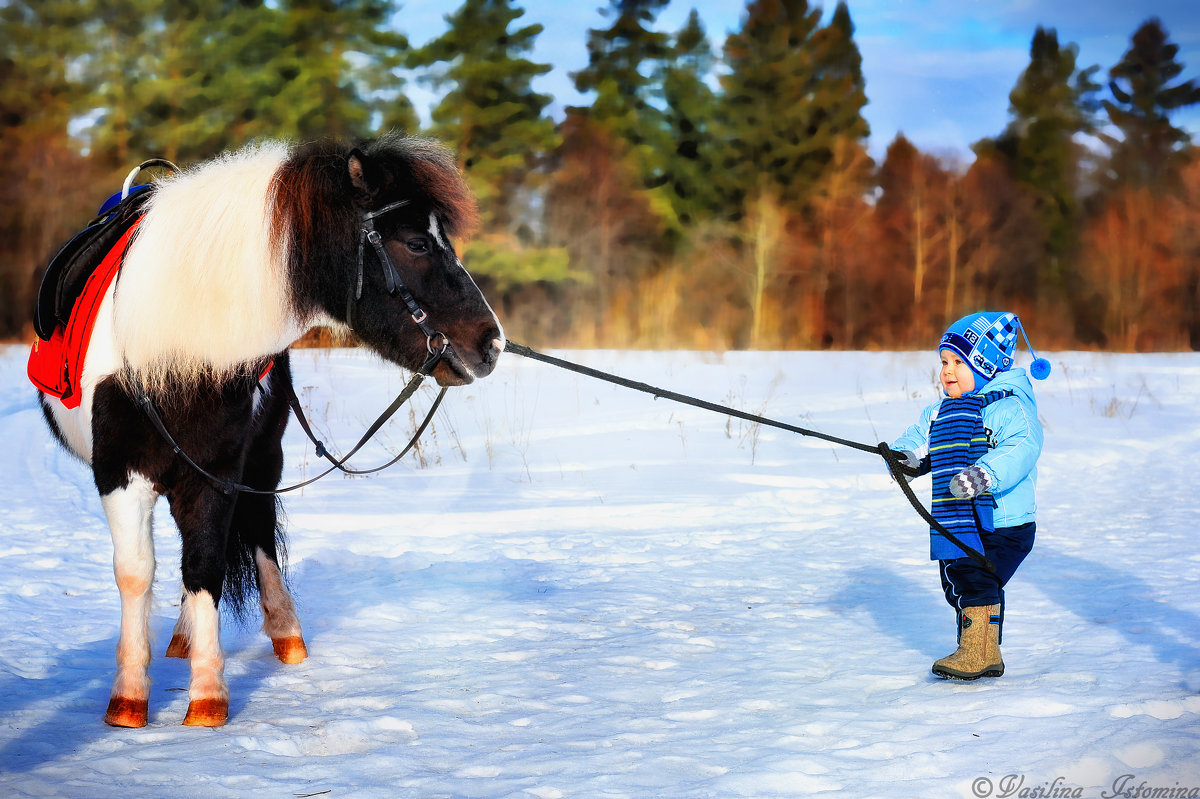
[29,218,144,409]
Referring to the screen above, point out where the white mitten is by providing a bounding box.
[949,464,994,499]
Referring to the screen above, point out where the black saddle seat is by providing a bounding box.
[34,186,156,341]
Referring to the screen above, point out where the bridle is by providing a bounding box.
[354,199,449,365]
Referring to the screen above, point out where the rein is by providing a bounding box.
[139,200,456,497]
[138,347,446,497]
[504,341,997,574]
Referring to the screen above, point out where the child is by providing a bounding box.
[891,311,1050,680]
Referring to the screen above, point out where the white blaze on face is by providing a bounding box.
[428,212,447,250]
[429,211,469,271]
[425,209,507,365]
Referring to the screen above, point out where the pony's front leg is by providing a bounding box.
[100,475,158,728]
[178,589,228,726]
[172,486,236,727]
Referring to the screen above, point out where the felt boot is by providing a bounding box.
[932,604,1004,680]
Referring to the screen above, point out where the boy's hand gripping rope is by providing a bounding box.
[504,341,997,574]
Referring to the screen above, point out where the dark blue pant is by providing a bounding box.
[939,522,1036,642]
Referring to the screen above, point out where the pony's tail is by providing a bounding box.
[219,352,294,623]
[222,495,288,624]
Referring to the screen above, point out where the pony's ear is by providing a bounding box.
[347,149,375,195]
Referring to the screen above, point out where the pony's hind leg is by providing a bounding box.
[165,599,190,658]
[256,547,307,664]
[238,365,307,665]
[233,476,306,664]
[166,507,308,666]
[100,475,158,728]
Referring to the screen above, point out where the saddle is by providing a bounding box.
[33,187,151,340]
[29,159,176,408]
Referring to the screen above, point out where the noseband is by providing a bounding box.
[353,200,449,370]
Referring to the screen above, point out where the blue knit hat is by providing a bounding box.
[940,311,1051,382]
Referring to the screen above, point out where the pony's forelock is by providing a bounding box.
[364,134,479,238]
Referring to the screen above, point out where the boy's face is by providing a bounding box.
[940,349,976,397]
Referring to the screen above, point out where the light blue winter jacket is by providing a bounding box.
[891,368,1043,527]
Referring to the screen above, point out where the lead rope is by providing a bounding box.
[504,341,997,574]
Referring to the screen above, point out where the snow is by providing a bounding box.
[1,345,1198,798]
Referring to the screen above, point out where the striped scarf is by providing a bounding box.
[928,390,1011,560]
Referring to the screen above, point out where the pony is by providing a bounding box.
[37,134,505,727]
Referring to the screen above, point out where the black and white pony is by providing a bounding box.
[39,134,504,727]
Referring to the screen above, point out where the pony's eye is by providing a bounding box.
[405,237,430,255]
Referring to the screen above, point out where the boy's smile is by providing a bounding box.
[940,349,976,397]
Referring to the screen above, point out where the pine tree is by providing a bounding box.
[654,10,721,231]
[1103,17,1200,190]
[571,0,672,196]
[264,0,413,143]
[408,0,565,304]
[718,0,868,214]
[717,0,870,346]
[572,0,670,137]
[800,2,872,347]
[983,28,1098,252]
[1077,19,1200,349]
[409,0,558,230]
[82,0,414,165]
[96,0,286,163]
[973,27,1099,311]
[809,2,870,169]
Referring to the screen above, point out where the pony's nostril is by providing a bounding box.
[484,335,504,365]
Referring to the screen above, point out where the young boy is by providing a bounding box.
[891,311,1050,680]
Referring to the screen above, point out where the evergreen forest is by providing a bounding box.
[3,0,1199,351]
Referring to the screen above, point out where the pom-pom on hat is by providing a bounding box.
[940,311,1051,382]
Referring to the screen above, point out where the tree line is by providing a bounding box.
[2,0,1198,351]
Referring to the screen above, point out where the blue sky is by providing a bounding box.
[397,0,1200,161]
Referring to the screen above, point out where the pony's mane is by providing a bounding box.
[112,141,305,397]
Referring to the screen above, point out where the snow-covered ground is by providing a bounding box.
[1,345,1198,799]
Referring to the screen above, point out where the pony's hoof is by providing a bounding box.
[182,698,228,727]
[165,634,190,659]
[272,636,308,665]
[105,696,148,728]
